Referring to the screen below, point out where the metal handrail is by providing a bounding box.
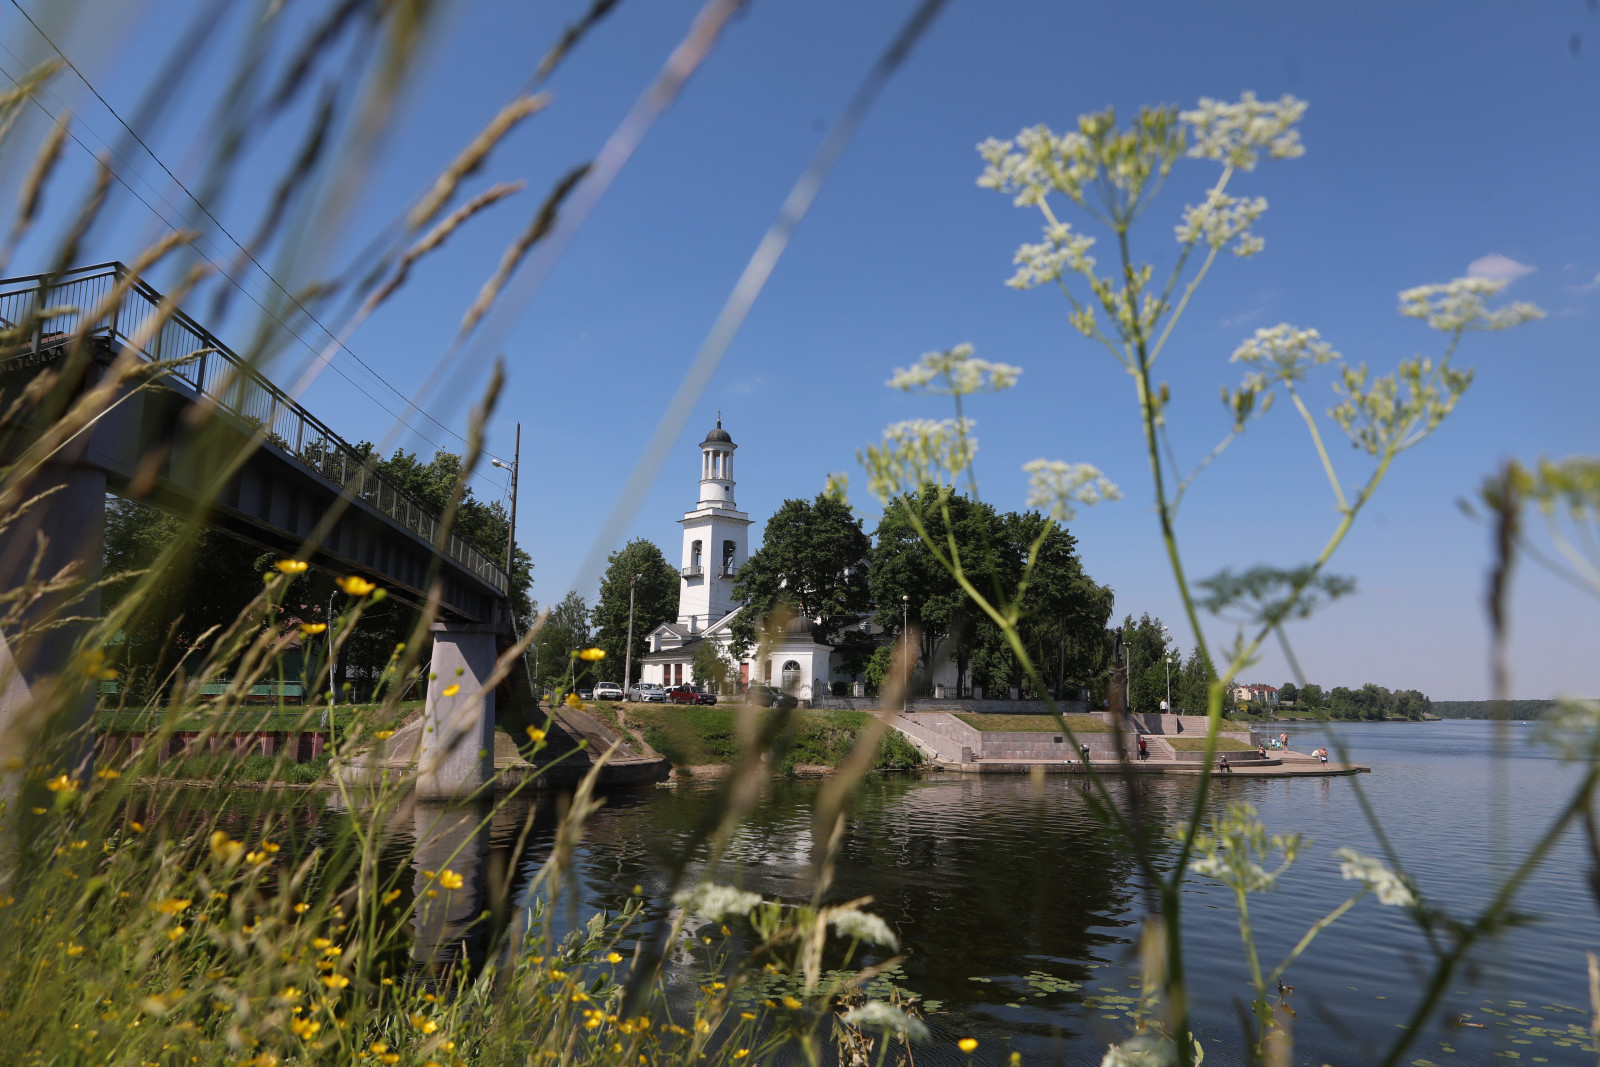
[0,263,509,595]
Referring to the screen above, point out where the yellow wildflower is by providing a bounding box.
[441,683,461,697]
[958,1039,978,1054]
[275,560,309,575]
[245,850,270,865]
[129,821,144,833]
[782,997,802,1011]
[733,1052,749,1060]
[299,622,327,636]
[311,937,332,949]
[293,903,310,914]
[279,987,301,1002]
[438,869,463,890]
[382,889,402,905]
[65,943,84,957]
[565,692,584,709]
[167,926,186,942]
[96,768,121,780]
[604,951,623,964]
[321,974,349,990]
[336,575,376,596]
[289,1017,320,1039]
[209,831,243,861]
[409,1013,438,1034]
[373,729,394,740]
[44,774,75,793]
[526,726,546,742]
[154,898,192,916]
[577,647,606,661]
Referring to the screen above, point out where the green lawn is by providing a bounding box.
[1165,736,1255,751]
[624,706,921,773]
[954,713,1110,733]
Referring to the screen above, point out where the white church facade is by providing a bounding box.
[635,418,968,701]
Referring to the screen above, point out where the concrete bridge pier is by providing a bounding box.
[0,461,108,777]
[416,622,497,799]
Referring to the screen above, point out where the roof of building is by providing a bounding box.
[703,413,732,444]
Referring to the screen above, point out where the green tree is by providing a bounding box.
[690,639,735,693]
[532,591,591,686]
[1173,646,1218,714]
[102,500,271,698]
[1298,682,1324,708]
[591,538,679,678]
[373,447,535,624]
[1120,613,1173,714]
[729,494,872,658]
[870,490,1002,694]
[1278,681,1299,705]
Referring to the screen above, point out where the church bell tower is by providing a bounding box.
[677,415,751,631]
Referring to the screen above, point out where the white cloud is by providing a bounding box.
[1466,253,1536,283]
[1220,307,1262,328]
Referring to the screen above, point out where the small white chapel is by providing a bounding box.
[636,418,843,699]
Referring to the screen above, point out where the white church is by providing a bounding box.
[635,418,869,700]
[634,418,976,701]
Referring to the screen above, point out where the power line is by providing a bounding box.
[0,60,465,465]
[5,0,501,463]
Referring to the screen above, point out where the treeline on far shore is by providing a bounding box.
[1433,699,1574,720]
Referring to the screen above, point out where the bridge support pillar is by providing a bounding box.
[417,623,497,799]
[0,463,106,775]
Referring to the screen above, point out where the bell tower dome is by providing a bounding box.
[699,413,736,506]
[677,414,752,631]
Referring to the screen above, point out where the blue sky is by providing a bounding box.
[4,0,1597,700]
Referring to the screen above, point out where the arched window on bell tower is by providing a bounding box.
[690,540,702,572]
[722,540,736,577]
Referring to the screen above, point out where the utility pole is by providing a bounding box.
[492,428,533,696]
[1123,625,1131,712]
[496,423,520,577]
[622,573,640,696]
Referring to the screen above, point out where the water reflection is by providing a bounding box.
[410,801,491,968]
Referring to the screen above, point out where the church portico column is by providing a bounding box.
[418,622,497,799]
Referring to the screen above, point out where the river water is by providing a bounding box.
[511,719,1598,1066]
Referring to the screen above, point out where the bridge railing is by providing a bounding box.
[0,263,509,596]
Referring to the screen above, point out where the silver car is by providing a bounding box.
[593,681,624,701]
[627,683,667,702]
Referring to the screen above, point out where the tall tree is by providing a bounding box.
[1121,613,1174,713]
[729,494,872,657]
[103,500,270,698]
[531,591,591,686]
[374,447,535,624]
[590,538,679,676]
[870,490,1001,691]
[1173,646,1219,714]
[1278,681,1299,705]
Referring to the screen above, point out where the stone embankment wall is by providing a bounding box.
[811,697,1089,715]
[898,712,1132,761]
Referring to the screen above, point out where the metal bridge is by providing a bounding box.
[0,262,510,626]
[0,262,513,797]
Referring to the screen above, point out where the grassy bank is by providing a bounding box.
[613,705,922,774]
[954,712,1110,733]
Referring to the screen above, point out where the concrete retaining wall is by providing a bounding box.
[886,714,974,763]
[811,697,1088,715]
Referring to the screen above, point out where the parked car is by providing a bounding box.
[593,681,624,701]
[667,684,717,706]
[746,684,797,710]
[627,683,667,702]
[577,688,594,700]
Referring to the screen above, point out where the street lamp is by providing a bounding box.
[901,595,909,711]
[489,422,520,579]
[1161,623,1172,714]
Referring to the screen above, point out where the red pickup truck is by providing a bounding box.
[666,684,717,706]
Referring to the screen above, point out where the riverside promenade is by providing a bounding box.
[889,709,1369,778]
